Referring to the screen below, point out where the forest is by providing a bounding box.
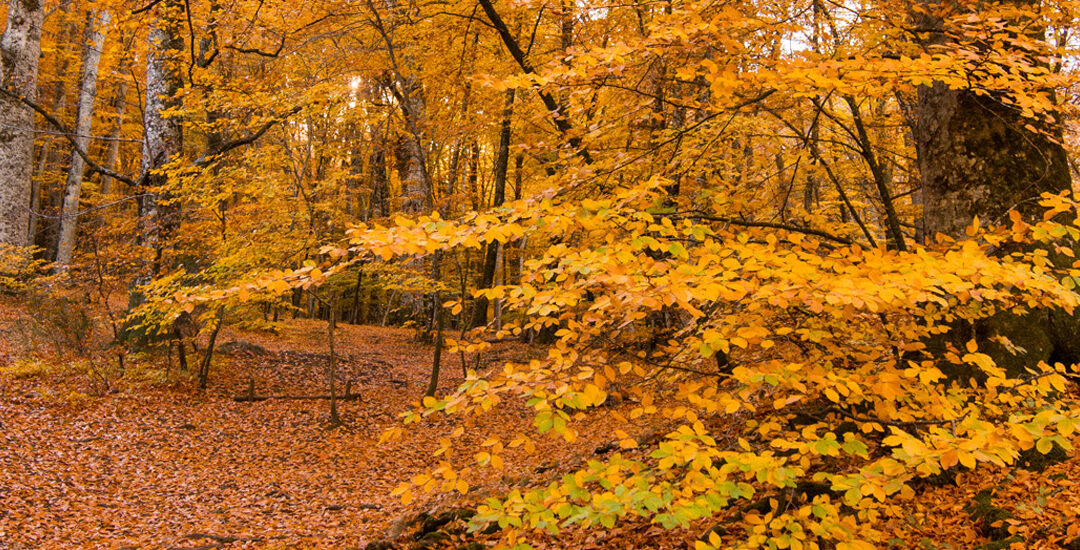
[2,0,1080,547]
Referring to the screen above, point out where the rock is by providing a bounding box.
[364,541,396,550]
[965,489,1014,541]
[972,536,1023,550]
[915,466,959,490]
[385,515,410,539]
[455,544,486,550]
[217,340,267,355]
[418,508,476,536]
[593,442,618,455]
[415,531,450,549]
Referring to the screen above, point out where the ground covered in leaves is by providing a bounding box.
[1,300,1079,549]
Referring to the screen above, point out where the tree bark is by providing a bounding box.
[55,10,112,267]
[132,0,184,307]
[100,76,129,196]
[915,2,1071,240]
[915,0,1079,373]
[0,0,45,247]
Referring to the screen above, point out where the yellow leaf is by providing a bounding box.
[958,450,976,469]
[1036,437,1054,454]
[824,388,840,403]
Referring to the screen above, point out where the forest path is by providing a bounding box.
[0,317,542,549]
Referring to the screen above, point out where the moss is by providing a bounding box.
[414,531,450,549]
[1016,441,1070,472]
[965,489,1014,540]
[972,536,1023,550]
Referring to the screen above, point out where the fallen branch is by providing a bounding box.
[232,393,363,403]
[232,378,361,402]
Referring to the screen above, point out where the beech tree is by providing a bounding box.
[915,0,1080,372]
[0,0,44,247]
[55,9,111,267]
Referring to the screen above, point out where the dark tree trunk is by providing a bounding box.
[472,89,514,328]
[915,0,1079,373]
[915,1,1071,240]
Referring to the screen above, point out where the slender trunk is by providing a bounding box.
[369,129,389,218]
[0,0,46,247]
[198,306,225,389]
[28,7,79,244]
[350,269,363,324]
[426,278,445,398]
[55,10,112,267]
[844,95,905,251]
[472,89,514,327]
[327,292,340,424]
[100,77,129,195]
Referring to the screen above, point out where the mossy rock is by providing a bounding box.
[1016,441,1069,472]
[911,466,960,492]
[972,535,1023,550]
[414,531,451,549]
[417,508,476,536]
[965,489,1014,540]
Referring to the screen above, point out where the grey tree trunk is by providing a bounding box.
[916,2,1070,239]
[128,1,184,312]
[917,86,1070,238]
[55,10,112,267]
[0,0,45,247]
[136,2,184,284]
[27,2,77,246]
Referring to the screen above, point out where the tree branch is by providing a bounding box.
[475,0,591,164]
[675,212,856,246]
[0,88,137,186]
[193,105,302,166]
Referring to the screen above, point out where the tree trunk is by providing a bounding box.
[369,130,389,218]
[426,276,446,398]
[27,3,78,246]
[472,89,514,328]
[915,2,1070,240]
[55,10,111,267]
[915,0,1079,373]
[132,0,184,307]
[327,291,341,424]
[0,0,45,247]
[100,76,129,196]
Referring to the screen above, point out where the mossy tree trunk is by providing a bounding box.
[915,0,1079,373]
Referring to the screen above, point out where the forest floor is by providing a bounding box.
[2,299,1079,550]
